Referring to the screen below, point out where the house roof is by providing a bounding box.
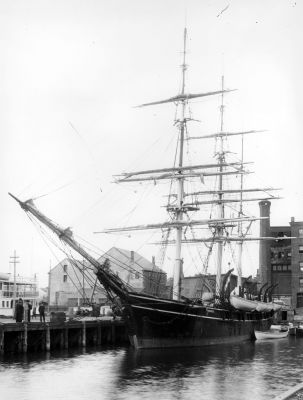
[98,247,163,272]
[51,247,164,274]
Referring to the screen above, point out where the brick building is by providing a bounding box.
[259,201,303,309]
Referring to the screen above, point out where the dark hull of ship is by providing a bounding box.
[123,293,273,349]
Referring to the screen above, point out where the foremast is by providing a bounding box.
[173,28,187,300]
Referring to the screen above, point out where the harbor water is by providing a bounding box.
[1,337,303,400]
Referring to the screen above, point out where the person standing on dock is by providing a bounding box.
[14,298,24,323]
[27,301,32,322]
[39,302,45,322]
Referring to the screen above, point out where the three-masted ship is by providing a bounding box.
[10,29,285,348]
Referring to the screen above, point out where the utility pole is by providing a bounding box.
[82,259,85,306]
[48,260,51,312]
[9,250,20,309]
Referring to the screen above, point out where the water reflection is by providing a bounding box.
[114,343,257,400]
[113,338,303,400]
[0,338,303,400]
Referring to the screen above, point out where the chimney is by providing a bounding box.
[152,256,155,265]
[259,201,271,287]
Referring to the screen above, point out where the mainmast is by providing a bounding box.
[215,76,226,295]
[173,27,187,300]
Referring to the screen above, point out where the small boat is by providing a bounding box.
[230,295,280,313]
[230,295,257,312]
[255,328,289,340]
[255,301,275,313]
[270,324,289,332]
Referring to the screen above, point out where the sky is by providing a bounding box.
[1,0,302,287]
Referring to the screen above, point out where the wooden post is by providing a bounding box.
[0,328,4,354]
[82,321,86,347]
[111,323,116,345]
[46,324,51,352]
[78,328,82,347]
[92,325,97,346]
[97,321,102,346]
[17,331,23,353]
[64,324,69,349]
[23,323,28,353]
[60,331,64,349]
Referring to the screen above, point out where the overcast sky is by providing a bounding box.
[1,0,302,287]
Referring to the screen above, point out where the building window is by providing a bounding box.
[272,265,277,271]
[299,228,303,238]
[2,301,4,307]
[277,265,282,271]
[288,252,291,257]
[297,293,303,308]
[300,278,303,288]
[135,271,140,279]
[63,275,67,282]
[299,246,303,254]
[63,264,68,272]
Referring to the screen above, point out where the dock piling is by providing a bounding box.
[97,321,102,346]
[0,328,4,354]
[46,324,51,352]
[60,331,64,349]
[82,321,86,347]
[23,323,28,353]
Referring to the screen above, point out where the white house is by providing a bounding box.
[48,247,167,307]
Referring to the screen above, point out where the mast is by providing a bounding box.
[173,27,187,300]
[236,134,244,293]
[215,76,225,295]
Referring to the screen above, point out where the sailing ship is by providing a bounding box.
[10,29,287,348]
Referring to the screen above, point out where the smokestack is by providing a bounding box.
[259,201,271,287]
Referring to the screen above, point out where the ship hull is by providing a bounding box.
[123,293,273,349]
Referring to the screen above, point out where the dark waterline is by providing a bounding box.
[1,337,303,400]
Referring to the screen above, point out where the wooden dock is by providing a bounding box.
[0,318,128,354]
